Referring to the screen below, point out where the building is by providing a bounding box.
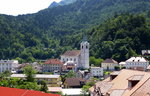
[76,70,90,80]
[11,74,61,87]
[119,62,126,67]
[125,57,149,71]
[0,60,19,73]
[89,69,150,96]
[62,61,77,72]
[142,50,150,55]
[42,59,63,72]
[101,59,118,70]
[62,88,82,96]
[61,36,89,69]
[0,87,60,96]
[90,67,103,77]
[64,77,86,88]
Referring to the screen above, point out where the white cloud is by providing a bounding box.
[0,0,61,16]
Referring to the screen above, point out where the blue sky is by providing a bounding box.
[0,0,61,16]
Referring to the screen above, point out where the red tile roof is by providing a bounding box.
[61,50,80,57]
[0,87,60,96]
[44,59,63,65]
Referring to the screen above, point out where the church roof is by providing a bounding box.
[61,50,81,57]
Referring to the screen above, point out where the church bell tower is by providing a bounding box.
[80,35,89,69]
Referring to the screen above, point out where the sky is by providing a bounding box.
[0,0,61,16]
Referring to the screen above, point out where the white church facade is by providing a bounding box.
[61,37,89,69]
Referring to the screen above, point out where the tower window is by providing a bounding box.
[86,45,88,49]
[82,46,83,49]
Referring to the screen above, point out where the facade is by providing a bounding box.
[101,59,118,70]
[61,37,89,69]
[11,74,61,87]
[0,60,18,73]
[89,69,150,96]
[90,67,103,77]
[42,59,63,72]
[125,57,149,71]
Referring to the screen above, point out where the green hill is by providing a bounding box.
[0,0,150,62]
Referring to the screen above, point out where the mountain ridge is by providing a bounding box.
[0,0,150,62]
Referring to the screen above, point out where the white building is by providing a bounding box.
[125,57,149,70]
[91,67,103,77]
[0,60,18,73]
[119,62,126,67]
[61,36,89,69]
[101,59,118,70]
[142,50,150,55]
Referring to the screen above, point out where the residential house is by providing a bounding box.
[0,87,60,96]
[91,67,103,77]
[0,60,19,73]
[62,61,77,72]
[142,50,150,56]
[64,78,86,88]
[119,62,126,68]
[125,57,149,71]
[11,74,61,87]
[42,59,63,72]
[101,59,118,70]
[76,70,91,80]
[89,69,150,96]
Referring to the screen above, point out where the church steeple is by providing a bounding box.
[82,31,88,42]
[80,32,89,69]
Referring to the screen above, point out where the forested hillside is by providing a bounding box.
[0,0,150,62]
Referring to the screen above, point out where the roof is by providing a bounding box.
[131,78,150,96]
[62,88,82,95]
[110,89,125,96]
[102,59,118,64]
[128,75,143,81]
[61,50,80,57]
[48,87,62,92]
[11,74,60,79]
[44,59,63,65]
[90,69,150,96]
[0,87,60,96]
[126,57,148,62]
[65,78,86,87]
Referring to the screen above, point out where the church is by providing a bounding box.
[60,36,89,69]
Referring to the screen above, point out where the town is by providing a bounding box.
[0,36,150,96]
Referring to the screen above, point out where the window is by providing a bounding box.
[86,45,88,49]
[74,58,76,61]
[82,46,83,49]
[70,58,72,61]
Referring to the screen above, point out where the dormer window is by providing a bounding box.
[110,71,120,80]
[128,75,143,88]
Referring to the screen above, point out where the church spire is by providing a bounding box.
[82,31,88,42]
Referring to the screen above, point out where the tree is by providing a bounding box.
[23,65,36,82]
[40,80,48,93]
